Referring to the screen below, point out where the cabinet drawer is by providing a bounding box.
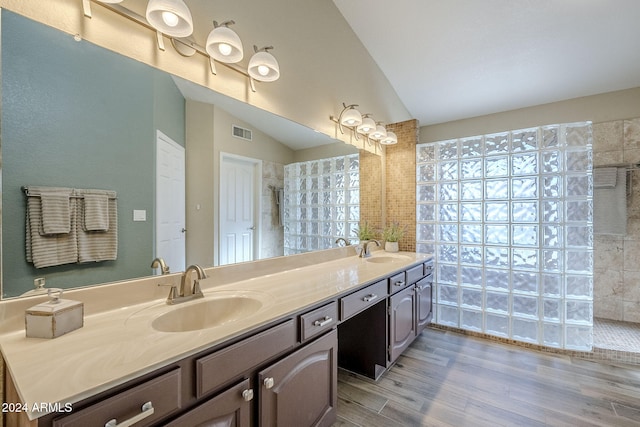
[424,259,434,276]
[406,264,425,285]
[300,302,338,342]
[388,271,408,294]
[196,319,296,398]
[53,368,181,427]
[340,280,387,320]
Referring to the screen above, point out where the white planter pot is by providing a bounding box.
[385,241,399,252]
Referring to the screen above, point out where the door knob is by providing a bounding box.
[263,377,275,389]
[248,226,256,230]
[181,228,186,233]
[242,389,254,401]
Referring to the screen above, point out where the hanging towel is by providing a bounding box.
[594,167,627,235]
[76,189,118,263]
[25,189,78,268]
[39,188,73,234]
[593,167,618,188]
[83,193,110,231]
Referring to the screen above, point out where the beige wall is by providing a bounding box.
[421,87,640,142]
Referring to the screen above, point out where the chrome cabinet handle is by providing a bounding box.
[394,280,406,287]
[313,316,333,327]
[105,402,154,427]
[242,389,254,401]
[362,294,378,302]
[264,377,275,389]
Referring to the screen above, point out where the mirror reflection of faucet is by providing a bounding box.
[151,257,170,275]
[335,237,351,247]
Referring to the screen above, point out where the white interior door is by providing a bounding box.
[155,131,186,273]
[220,155,258,265]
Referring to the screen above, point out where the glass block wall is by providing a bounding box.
[416,122,594,350]
[284,154,359,255]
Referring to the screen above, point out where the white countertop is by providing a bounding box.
[0,250,430,420]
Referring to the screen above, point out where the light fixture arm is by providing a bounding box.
[213,20,236,28]
[336,103,361,140]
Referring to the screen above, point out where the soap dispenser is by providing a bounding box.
[25,289,84,339]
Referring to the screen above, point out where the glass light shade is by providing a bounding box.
[146,0,193,38]
[206,26,243,63]
[380,130,398,145]
[370,124,387,140]
[357,116,376,134]
[248,51,280,82]
[340,107,362,127]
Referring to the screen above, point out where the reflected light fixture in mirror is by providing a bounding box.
[248,46,281,82]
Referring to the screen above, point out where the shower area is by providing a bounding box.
[591,117,640,363]
[417,117,640,363]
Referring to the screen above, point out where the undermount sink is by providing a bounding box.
[366,255,411,263]
[152,295,264,333]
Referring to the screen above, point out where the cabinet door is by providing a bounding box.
[416,279,433,335]
[259,330,337,427]
[389,285,416,363]
[165,379,252,427]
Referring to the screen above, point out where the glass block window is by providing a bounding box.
[284,153,359,255]
[416,123,593,350]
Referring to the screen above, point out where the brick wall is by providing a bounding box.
[385,120,419,251]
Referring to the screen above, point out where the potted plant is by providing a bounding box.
[353,221,377,242]
[382,222,405,252]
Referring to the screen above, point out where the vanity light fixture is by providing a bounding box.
[81,1,282,92]
[146,0,194,50]
[206,20,244,65]
[380,130,398,145]
[248,46,281,82]
[369,122,388,140]
[356,114,376,135]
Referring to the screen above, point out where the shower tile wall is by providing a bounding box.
[261,161,285,259]
[593,117,640,322]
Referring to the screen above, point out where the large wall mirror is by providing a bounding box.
[1,10,380,299]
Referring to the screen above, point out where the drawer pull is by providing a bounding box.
[362,294,378,302]
[313,316,333,327]
[394,280,406,287]
[242,389,254,401]
[264,377,275,389]
[105,401,154,427]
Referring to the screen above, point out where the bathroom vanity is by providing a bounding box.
[0,250,432,427]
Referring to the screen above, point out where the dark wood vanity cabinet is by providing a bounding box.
[30,258,432,427]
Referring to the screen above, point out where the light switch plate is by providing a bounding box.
[133,210,147,221]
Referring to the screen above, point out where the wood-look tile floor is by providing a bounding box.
[334,327,640,427]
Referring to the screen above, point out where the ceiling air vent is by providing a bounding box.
[232,125,252,141]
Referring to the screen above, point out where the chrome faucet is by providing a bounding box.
[358,240,380,258]
[161,264,207,305]
[335,237,350,247]
[150,257,170,275]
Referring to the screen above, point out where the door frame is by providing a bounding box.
[155,130,186,272]
[218,152,262,265]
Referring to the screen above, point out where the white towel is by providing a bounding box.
[40,189,73,234]
[83,193,110,231]
[593,167,618,188]
[594,168,627,235]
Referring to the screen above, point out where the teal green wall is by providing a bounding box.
[1,11,186,297]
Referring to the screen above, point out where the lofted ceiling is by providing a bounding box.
[333,0,640,126]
